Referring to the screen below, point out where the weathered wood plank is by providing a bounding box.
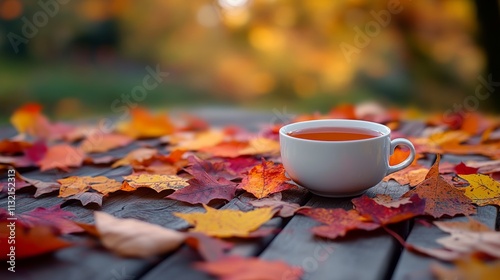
[256,181,410,280]
[391,206,498,280]
[140,188,310,280]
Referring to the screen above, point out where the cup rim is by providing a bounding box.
[279,119,391,143]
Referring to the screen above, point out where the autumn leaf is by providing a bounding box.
[297,207,379,239]
[123,174,188,193]
[18,174,60,197]
[434,219,493,233]
[431,258,500,280]
[372,194,413,208]
[460,174,500,206]
[131,150,187,175]
[10,103,43,135]
[237,138,280,156]
[409,219,500,261]
[239,160,296,199]
[166,172,238,205]
[383,167,429,187]
[389,147,416,166]
[465,159,500,174]
[58,176,122,197]
[94,211,185,258]
[185,232,233,261]
[200,141,248,158]
[402,155,476,218]
[0,139,31,155]
[80,133,133,153]
[65,192,104,206]
[111,148,158,168]
[0,222,72,260]
[225,156,261,175]
[116,107,174,138]
[38,144,85,171]
[174,205,277,238]
[10,103,74,141]
[249,193,301,218]
[194,256,303,280]
[184,156,237,180]
[173,130,225,151]
[352,194,425,225]
[17,205,82,234]
[441,142,500,159]
[454,162,479,175]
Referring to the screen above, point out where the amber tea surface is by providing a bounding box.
[287,127,382,141]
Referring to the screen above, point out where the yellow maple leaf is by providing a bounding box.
[174,205,276,238]
[123,174,188,192]
[460,174,500,206]
[58,176,122,197]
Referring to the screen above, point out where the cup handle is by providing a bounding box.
[387,138,416,175]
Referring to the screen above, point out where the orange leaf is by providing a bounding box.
[123,174,188,192]
[383,167,429,187]
[174,130,225,151]
[58,176,122,197]
[239,160,296,199]
[80,133,132,153]
[0,223,71,260]
[111,148,158,168]
[129,150,187,175]
[200,141,249,158]
[195,256,303,280]
[10,103,43,134]
[38,144,85,171]
[116,107,174,138]
[237,138,280,156]
[402,155,476,218]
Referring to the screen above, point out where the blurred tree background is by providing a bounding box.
[0,0,498,121]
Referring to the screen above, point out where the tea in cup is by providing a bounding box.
[279,119,415,197]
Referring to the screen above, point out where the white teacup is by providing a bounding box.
[279,119,416,197]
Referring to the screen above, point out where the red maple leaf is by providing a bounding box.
[454,162,479,175]
[167,168,238,205]
[352,194,425,225]
[297,207,379,239]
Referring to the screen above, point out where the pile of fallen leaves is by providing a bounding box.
[1,103,500,279]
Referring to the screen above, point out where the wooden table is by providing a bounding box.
[0,108,498,280]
